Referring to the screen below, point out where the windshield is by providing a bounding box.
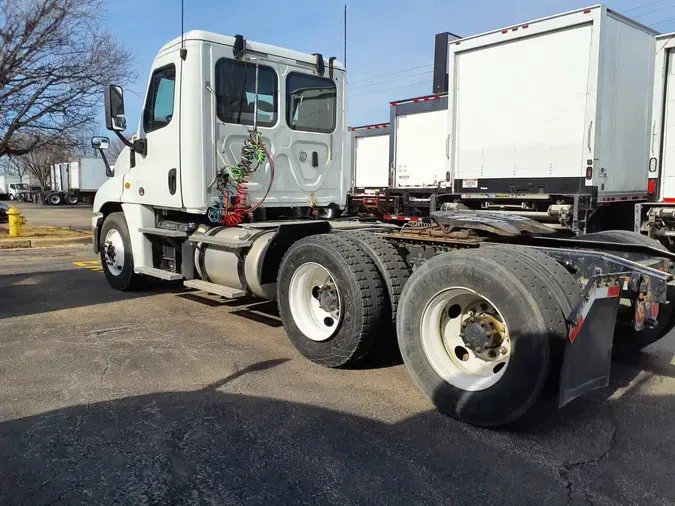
[15,184,29,190]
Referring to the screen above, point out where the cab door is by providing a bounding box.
[281,70,344,206]
[123,52,183,209]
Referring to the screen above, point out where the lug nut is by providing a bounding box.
[488,350,497,358]
[500,346,507,355]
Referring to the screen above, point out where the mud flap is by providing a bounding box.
[558,290,622,408]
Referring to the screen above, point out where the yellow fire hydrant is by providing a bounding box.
[7,206,26,238]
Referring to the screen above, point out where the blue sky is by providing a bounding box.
[100,0,675,131]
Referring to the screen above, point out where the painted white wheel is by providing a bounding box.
[103,229,125,276]
[420,287,511,391]
[288,262,341,342]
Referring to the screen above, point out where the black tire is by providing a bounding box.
[277,233,386,367]
[48,193,62,205]
[99,212,143,291]
[8,194,15,201]
[577,230,674,353]
[397,247,570,427]
[65,195,79,205]
[342,231,410,327]
[485,245,584,397]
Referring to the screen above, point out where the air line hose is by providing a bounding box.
[220,130,275,226]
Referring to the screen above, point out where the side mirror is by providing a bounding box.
[104,85,127,132]
[91,136,110,150]
[91,136,114,178]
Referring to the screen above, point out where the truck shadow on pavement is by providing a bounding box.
[1,358,674,505]
[0,269,171,320]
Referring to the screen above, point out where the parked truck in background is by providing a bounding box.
[46,157,109,205]
[0,175,24,200]
[89,11,675,428]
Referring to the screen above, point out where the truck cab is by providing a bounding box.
[94,31,347,219]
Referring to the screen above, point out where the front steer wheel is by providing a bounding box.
[276,234,387,368]
[99,212,144,291]
[397,247,569,427]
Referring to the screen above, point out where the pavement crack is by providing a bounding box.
[99,347,111,385]
[557,414,618,504]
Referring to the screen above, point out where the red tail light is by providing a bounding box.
[445,171,451,182]
[585,167,593,180]
[649,179,657,194]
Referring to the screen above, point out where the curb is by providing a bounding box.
[0,235,91,249]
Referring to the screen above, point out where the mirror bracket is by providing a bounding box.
[113,130,146,156]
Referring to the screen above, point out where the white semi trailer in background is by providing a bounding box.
[89,14,675,428]
[419,5,657,235]
[636,32,675,245]
[47,157,109,205]
[348,122,389,213]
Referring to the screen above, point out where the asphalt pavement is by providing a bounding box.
[1,245,675,505]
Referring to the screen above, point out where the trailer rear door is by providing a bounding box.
[353,132,389,188]
[453,23,593,183]
[393,103,448,188]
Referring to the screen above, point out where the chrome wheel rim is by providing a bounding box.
[420,287,511,391]
[103,229,125,276]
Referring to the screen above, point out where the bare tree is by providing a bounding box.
[0,0,136,158]
[11,138,73,188]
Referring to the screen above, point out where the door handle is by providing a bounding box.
[587,120,593,152]
[168,168,177,195]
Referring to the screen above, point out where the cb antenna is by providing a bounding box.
[344,4,347,67]
[180,0,187,60]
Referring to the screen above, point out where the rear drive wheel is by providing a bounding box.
[277,234,386,367]
[48,193,62,205]
[397,247,568,426]
[99,212,143,291]
[65,195,79,205]
[577,230,674,353]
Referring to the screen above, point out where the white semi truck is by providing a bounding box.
[46,157,109,205]
[90,25,675,427]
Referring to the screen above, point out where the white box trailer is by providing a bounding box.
[446,5,656,203]
[390,94,449,189]
[45,157,108,205]
[635,32,675,240]
[350,123,390,192]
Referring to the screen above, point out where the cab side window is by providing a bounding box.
[143,64,176,133]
